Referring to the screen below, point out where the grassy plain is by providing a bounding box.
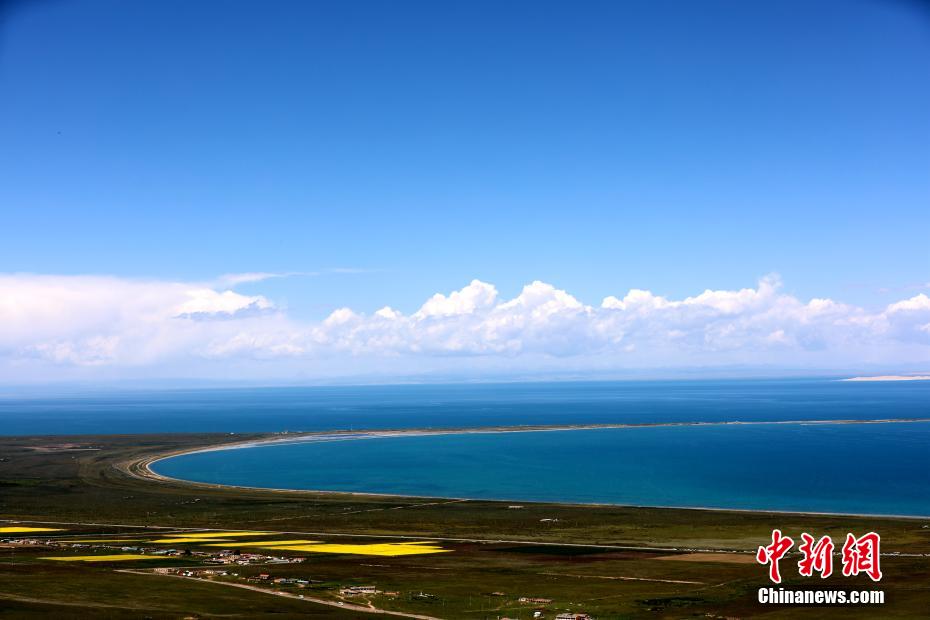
[1,433,928,618]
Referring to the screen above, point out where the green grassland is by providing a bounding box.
[1,433,928,618]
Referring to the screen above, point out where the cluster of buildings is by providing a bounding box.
[2,537,188,557]
[1,537,57,546]
[203,549,306,566]
[501,614,592,620]
[157,567,314,588]
[494,594,591,619]
[154,567,235,578]
[339,585,379,596]
[168,568,397,601]
[270,576,312,586]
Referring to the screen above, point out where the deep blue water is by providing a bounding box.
[6,379,928,515]
[153,421,930,516]
[2,378,929,435]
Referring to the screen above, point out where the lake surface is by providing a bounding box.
[2,378,929,435]
[6,378,928,515]
[152,421,930,516]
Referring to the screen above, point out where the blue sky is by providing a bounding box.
[1,0,928,381]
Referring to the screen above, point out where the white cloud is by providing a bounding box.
[414,279,498,318]
[602,289,671,312]
[174,288,274,318]
[887,293,930,313]
[375,306,402,320]
[682,274,779,314]
[1,273,928,379]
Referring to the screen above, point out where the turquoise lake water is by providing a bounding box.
[5,378,929,515]
[152,421,930,516]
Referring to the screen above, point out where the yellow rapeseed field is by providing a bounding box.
[271,542,451,556]
[42,554,172,562]
[149,538,233,543]
[203,539,321,547]
[169,531,271,538]
[0,527,63,533]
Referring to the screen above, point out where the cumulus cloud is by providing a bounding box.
[174,289,274,319]
[0,273,928,379]
[887,293,930,313]
[414,280,498,318]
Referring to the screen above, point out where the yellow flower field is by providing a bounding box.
[42,554,172,562]
[0,526,63,533]
[203,539,321,547]
[149,538,233,543]
[270,541,451,556]
[169,531,271,538]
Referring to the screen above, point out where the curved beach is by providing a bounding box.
[135,417,930,518]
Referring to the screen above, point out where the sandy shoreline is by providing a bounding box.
[125,417,930,520]
[149,415,930,456]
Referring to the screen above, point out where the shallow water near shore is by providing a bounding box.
[152,420,930,516]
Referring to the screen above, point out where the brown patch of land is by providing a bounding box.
[26,443,102,452]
